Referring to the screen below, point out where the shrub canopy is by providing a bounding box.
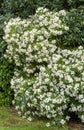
[4,8,84,126]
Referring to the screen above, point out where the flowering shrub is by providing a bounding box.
[3,7,84,126]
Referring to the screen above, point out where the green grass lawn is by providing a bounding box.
[0,107,74,130]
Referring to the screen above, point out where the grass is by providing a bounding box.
[0,107,73,130]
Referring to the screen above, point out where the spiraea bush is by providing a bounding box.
[3,8,84,126]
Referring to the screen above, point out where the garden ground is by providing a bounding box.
[0,107,83,130]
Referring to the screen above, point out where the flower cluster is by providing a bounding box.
[3,7,84,126]
[3,7,68,70]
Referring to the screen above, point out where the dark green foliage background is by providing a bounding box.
[0,58,14,106]
[61,7,84,47]
[0,0,84,105]
[1,0,84,17]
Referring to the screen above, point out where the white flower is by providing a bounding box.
[15,106,19,110]
[64,26,69,31]
[78,66,83,71]
[18,111,21,116]
[60,119,66,125]
[81,55,84,62]
[66,116,70,121]
[12,100,15,105]
[81,115,84,122]
[27,117,32,121]
[59,10,66,16]
[51,40,56,44]
[46,122,50,127]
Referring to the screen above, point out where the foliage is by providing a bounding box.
[61,7,84,47]
[0,0,15,106]
[67,0,84,9]
[0,13,14,58]
[4,8,84,126]
[0,58,14,106]
[1,0,84,18]
[1,0,37,18]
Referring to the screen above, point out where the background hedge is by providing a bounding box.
[0,58,14,106]
[1,0,84,18]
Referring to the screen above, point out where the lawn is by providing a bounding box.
[0,107,82,130]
